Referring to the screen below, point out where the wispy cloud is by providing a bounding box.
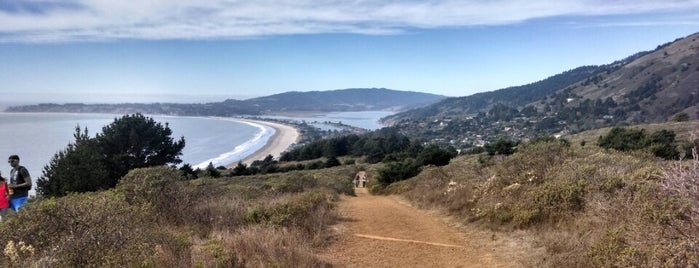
[1,0,698,42]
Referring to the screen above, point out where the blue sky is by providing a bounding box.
[1,1,698,104]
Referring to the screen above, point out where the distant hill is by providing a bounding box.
[5,88,445,116]
[388,32,698,125]
[382,65,608,121]
[229,88,445,113]
[386,32,699,147]
[559,33,699,122]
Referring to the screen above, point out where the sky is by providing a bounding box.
[1,0,698,104]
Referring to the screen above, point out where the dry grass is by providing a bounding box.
[394,139,699,266]
[0,164,358,267]
[191,227,331,267]
[565,119,699,145]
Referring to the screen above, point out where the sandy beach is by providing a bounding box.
[226,118,300,167]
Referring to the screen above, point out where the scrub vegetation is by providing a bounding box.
[385,132,699,267]
[3,110,697,266]
[0,165,357,267]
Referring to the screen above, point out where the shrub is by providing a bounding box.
[245,191,335,233]
[672,112,690,122]
[205,162,222,177]
[215,227,331,267]
[485,138,518,156]
[0,191,157,267]
[493,140,570,187]
[598,127,647,151]
[116,166,196,224]
[325,156,341,168]
[586,229,636,267]
[598,127,679,160]
[647,129,679,160]
[512,178,587,226]
[377,158,421,185]
[417,145,458,166]
[191,237,240,267]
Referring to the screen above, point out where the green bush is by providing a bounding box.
[598,127,679,160]
[116,166,196,224]
[417,145,458,166]
[377,158,421,184]
[485,138,519,156]
[598,127,647,151]
[204,162,221,177]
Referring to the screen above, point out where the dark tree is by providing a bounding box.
[485,138,518,156]
[325,156,341,168]
[377,158,421,185]
[37,126,109,197]
[598,127,679,160]
[598,127,647,152]
[96,113,185,186]
[204,162,221,178]
[179,163,198,179]
[417,145,457,166]
[232,162,249,176]
[647,130,679,160]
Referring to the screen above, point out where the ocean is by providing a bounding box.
[0,110,393,195]
[0,113,272,191]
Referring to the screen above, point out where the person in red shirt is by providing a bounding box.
[0,172,10,220]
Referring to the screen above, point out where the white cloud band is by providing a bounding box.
[1,0,698,42]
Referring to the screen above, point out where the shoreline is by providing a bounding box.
[225,118,300,167]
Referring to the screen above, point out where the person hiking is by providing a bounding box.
[354,174,360,188]
[0,172,9,220]
[361,174,368,188]
[8,155,31,211]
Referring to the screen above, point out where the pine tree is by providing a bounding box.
[96,113,185,186]
[37,126,109,197]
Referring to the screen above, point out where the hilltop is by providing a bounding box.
[386,32,699,147]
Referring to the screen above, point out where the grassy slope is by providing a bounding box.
[2,119,696,266]
[0,165,365,267]
[386,137,698,266]
[565,120,699,146]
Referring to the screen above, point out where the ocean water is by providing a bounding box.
[0,113,274,191]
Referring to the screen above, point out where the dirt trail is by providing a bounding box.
[318,187,536,267]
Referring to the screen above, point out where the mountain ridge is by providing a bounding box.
[5,88,446,116]
[385,32,698,148]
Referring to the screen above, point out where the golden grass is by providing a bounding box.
[565,119,699,145]
[394,140,699,266]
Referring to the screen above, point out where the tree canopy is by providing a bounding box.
[598,127,679,160]
[97,113,185,182]
[37,114,185,197]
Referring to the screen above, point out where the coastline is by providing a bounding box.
[226,118,300,167]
